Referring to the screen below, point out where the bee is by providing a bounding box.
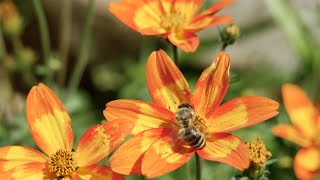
[175,103,206,149]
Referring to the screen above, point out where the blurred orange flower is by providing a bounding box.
[104,50,279,178]
[0,83,132,180]
[273,84,320,180]
[109,0,234,52]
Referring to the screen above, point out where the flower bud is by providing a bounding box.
[221,24,240,45]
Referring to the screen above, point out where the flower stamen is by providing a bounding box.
[48,149,77,177]
[160,13,186,33]
[246,137,272,169]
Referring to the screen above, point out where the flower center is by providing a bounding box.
[160,13,186,33]
[48,149,77,178]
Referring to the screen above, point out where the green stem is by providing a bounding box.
[195,153,202,180]
[32,0,51,82]
[221,43,228,51]
[140,175,146,180]
[172,44,178,64]
[184,161,191,180]
[311,52,320,101]
[0,27,6,59]
[67,0,96,93]
[57,0,72,86]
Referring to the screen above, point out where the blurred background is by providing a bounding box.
[0,0,319,179]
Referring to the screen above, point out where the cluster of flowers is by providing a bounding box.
[0,0,319,179]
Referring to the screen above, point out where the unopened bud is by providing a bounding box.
[48,57,62,71]
[221,24,240,45]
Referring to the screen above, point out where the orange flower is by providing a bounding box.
[104,50,279,178]
[109,0,234,52]
[273,84,320,180]
[0,83,133,180]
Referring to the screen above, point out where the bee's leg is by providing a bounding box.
[177,128,186,139]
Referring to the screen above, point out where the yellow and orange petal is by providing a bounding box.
[193,0,234,20]
[26,83,74,156]
[272,124,311,147]
[74,120,133,167]
[104,100,174,135]
[146,50,192,112]
[196,133,249,171]
[192,51,230,117]
[206,96,279,133]
[77,165,124,180]
[109,0,166,35]
[0,162,54,180]
[282,84,319,138]
[168,32,199,52]
[185,15,233,32]
[294,147,320,180]
[109,128,193,177]
[141,131,194,178]
[0,146,47,173]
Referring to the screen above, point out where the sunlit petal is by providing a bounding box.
[104,100,174,135]
[74,120,132,167]
[193,0,234,21]
[197,133,249,171]
[272,124,311,147]
[26,83,74,155]
[206,96,279,132]
[109,128,172,175]
[173,0,204,21]
[193,52,230,117]
[0,162,53,180]
[109,0,166,35]
[147,50,192,112]
[185,15,233,32]
[0,146,47,173]
[141,131,194,178]
[294,147,320,180]
[78,165,124,180]
[168,32,199,52]
[282,84,318,138]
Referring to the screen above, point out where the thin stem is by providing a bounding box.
[0,27,7,59]
[221,43,228,51]
[184,161,191,180]
[32,0,51,81]
[172,44,178,64]
[57,0,72,86]
[67,0,96,93]
[311,52,320,101]
[195,153,202,180]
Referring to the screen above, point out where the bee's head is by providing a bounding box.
[178,103,193,109]
[175,103,194,127]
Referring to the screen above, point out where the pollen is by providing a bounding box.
[48,149,77,177]
[194,115,207,135]
[246,137,272,169]
[160,13,186,33]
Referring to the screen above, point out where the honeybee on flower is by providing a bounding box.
[104,50,279,178]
